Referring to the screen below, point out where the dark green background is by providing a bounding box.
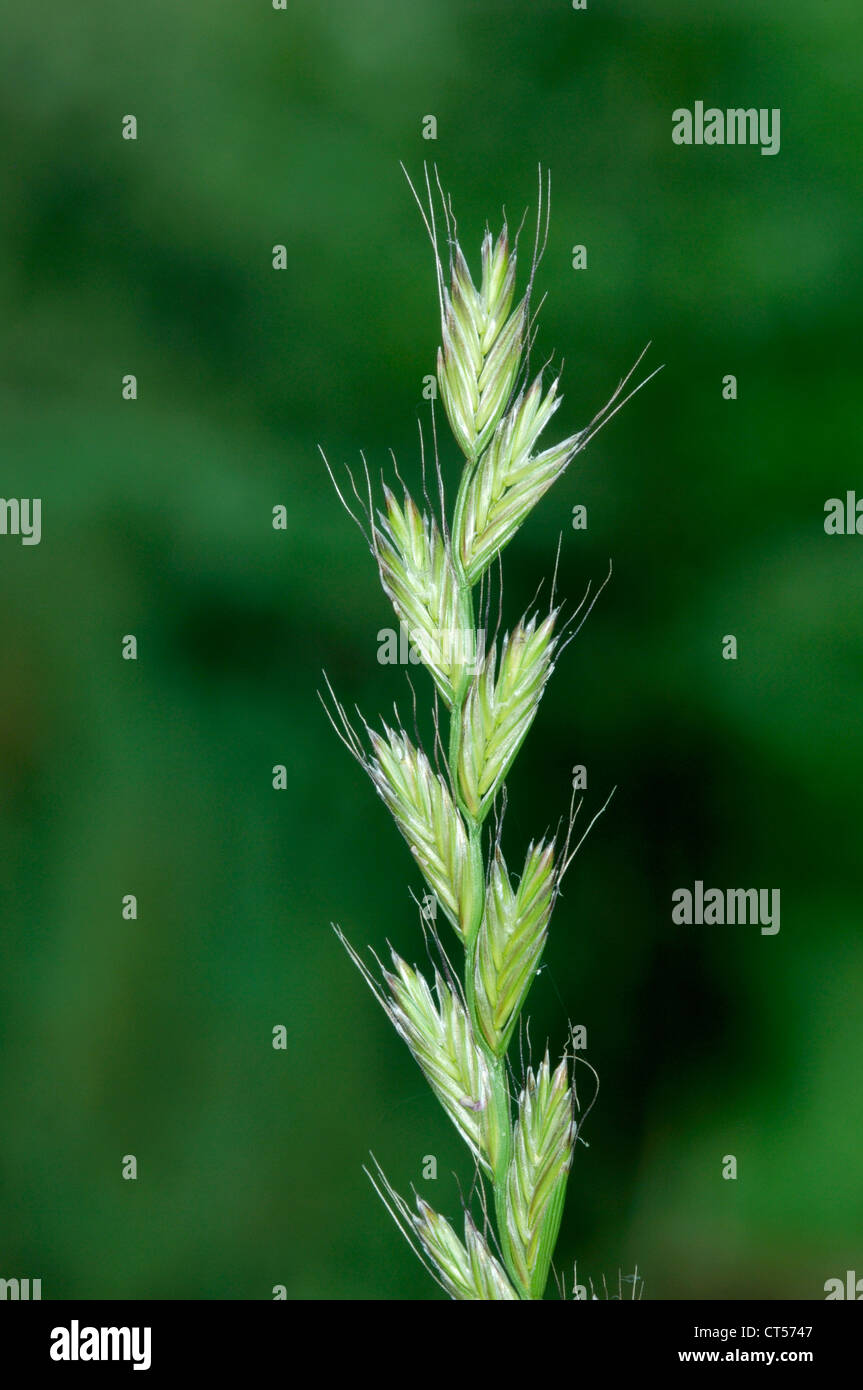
[1,0,860,1299]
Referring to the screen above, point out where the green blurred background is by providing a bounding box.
[1,0,861,1300]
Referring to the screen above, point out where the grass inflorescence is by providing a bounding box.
[321,166,657,1300]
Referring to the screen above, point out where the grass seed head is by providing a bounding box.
[326,170,653,1299]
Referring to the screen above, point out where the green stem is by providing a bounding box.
[447,466,528,1298]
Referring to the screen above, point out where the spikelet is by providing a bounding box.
[366,725,478,940]
[413,1200,519,1300]
[457,611,558,821]
[381,952,502,1174]
[455,375,585,583]
[373,484,460,705]
[364,1159,520,1300]
[474,841,555,1055]
[504,1056,576,1299]
[437,228,526,464]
